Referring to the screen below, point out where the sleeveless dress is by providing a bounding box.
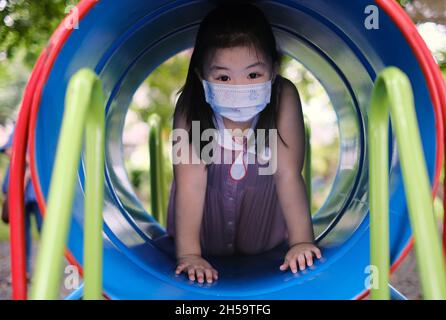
[166,114,288,256]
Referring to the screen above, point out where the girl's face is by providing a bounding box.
[201,45,275,85]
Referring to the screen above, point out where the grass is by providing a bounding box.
[0,215,40,243]
[0,220,8,242]
[0,155,8,242]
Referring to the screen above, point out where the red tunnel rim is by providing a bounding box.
[23,0,443,300]
[27,0,101,298]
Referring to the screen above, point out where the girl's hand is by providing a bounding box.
[279,242,322,273]
[175,254,219,284]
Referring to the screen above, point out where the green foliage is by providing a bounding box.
[0,0,79,66]
[0,50,28,124]
[0,1,80,124]
[397,0,413,6]
[129,169,145,190]
[279,55,318,103]
[125,52,189,211]
[440,59,446,73]
[130,52,190,127]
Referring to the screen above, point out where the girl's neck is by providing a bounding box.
[221,117,255,136]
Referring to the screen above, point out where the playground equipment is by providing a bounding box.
[147,114,168,227]
[368,68,446,299]
[8,0,446,299]
[30,69,105,300]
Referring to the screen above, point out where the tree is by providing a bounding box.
[0,0,79,66]
[0,1,79,124]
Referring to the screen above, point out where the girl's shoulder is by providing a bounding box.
[276,75,299,97]
[276,75,302,108]
[172,106,190,131]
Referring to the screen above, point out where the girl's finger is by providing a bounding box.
[289,258,298,273]
[188,268,196,281]
[297,254,306,271]
[196,268,205,283]
[304,251,313,267]
[175,263,188,274]
[204,269,214,283]
[312,247,322,259]
[213,269,219,280]
[279,260,289,271]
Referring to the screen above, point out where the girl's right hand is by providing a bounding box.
[175,254,219,284]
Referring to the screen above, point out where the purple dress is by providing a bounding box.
[166,114,288,256]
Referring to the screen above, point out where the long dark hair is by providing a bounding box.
[174,2,287,164]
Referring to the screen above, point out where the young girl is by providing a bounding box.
[166,3,321,284]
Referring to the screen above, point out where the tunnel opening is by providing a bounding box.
[121,50,342,238]
[102,22,370,251]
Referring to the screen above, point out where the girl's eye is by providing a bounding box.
[249,73,261,79]
[218,75,230,82]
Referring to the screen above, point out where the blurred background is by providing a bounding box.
[0,0,445,299]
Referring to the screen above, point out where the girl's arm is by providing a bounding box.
[171,112,218,284]
[172,113,208,258]
[273,78,315,248]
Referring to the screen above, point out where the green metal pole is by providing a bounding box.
[157,121,167,226]
[369,71,390,300]
[369,67,446,300]
[30,69,104,299]
[83,75,105,300]
[148,114,166,226]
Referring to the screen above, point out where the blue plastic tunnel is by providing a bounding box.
[29,0,443,299]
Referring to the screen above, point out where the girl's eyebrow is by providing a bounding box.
[209,61,266,72]
[210,65,230,71]
[245,61,266,69]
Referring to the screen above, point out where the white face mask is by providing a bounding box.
[202,79,272,122]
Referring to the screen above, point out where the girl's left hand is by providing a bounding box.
[279,242,322,273]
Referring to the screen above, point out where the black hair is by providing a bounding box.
[174,2,287,164]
